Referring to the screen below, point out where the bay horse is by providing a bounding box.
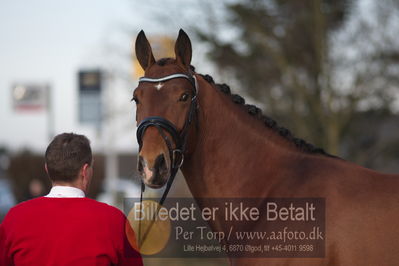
[132,29,399,265]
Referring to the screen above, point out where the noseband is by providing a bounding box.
[136,73,198,204]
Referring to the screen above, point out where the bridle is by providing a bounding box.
[136,72,198,205]
[135,72,198,247]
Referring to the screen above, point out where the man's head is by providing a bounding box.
[45,133,93,191]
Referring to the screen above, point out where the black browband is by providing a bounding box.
[136,72,198,205]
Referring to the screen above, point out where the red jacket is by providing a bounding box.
[0,197,142,266]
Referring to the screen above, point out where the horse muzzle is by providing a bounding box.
[138,153,170,189]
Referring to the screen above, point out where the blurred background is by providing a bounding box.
[1,0,399,265]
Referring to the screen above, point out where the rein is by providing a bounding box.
[136,72,198,246]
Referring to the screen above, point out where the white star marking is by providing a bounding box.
[155,82,164,90]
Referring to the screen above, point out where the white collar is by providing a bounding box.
[45,186,86,198]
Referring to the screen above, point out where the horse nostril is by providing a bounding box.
[154,154,167,173]
[138,156,145,174]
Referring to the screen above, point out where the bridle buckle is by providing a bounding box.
[172,149,184,169]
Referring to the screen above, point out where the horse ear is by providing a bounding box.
[175,29,192,69]
[135,30,156,71]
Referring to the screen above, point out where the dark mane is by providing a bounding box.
[154,59,332,157]
[197,72,333,157]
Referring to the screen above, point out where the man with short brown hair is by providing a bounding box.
[45,132,93,185]
[0,133,142,266]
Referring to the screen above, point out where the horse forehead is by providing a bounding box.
[145,63,184,77]
[137,63,191,95]
[137,80,181,95]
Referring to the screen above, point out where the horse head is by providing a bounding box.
[133,30,197,189]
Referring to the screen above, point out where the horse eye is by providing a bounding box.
[179,93,189,102]
[131,96,139,104]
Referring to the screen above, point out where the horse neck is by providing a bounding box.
[181,76,303,199]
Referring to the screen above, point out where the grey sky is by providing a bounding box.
[0,0,143,152]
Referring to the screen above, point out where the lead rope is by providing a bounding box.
[138,180,145,247]
[138,165,179,248]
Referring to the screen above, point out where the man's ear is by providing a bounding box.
[82,163,89,178]
[44,163,48,174]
